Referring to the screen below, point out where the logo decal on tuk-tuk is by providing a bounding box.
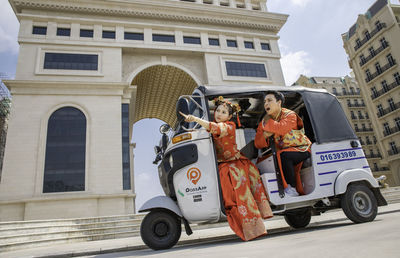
[187,167,201,185]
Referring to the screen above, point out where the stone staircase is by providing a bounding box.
[1,187,400,253]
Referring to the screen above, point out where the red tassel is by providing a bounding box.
[237,113,241,128]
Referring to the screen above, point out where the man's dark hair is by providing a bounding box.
[265,90,285,105]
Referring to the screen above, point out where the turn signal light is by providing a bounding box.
[172,133,192,144]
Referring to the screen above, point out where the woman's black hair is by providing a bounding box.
[265,90,285,105]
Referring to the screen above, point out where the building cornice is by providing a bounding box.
[10,0,288,33]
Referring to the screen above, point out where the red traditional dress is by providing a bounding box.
[208,121,273,241]
[255,108,311,194]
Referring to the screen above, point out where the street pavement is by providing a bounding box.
[1,203,400,258]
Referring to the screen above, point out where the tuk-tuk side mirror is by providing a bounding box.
[159,124,171,134]
[176,98,190,122]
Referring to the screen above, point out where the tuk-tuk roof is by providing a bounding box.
[197,85,358,144]
[198,85,327,96]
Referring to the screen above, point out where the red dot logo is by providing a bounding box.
[187,168,201,185]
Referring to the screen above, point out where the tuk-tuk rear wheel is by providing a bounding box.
[341,184,377,223]
[284,208,311,229]
[140,210,182,250]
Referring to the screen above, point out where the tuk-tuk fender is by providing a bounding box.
[138,196,183,217]
[334,169,379,195]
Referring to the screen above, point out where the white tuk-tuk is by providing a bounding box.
[139,85,387,250]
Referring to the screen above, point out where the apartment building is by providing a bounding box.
[342,0,400,186]
[294,75,392,183]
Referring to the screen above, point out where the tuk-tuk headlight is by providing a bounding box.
[169,154,174,168]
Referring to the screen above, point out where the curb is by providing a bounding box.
[37,207,400,258]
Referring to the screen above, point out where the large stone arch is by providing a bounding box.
[130,64,199,127]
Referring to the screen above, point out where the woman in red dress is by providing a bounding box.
[180,97,273,241]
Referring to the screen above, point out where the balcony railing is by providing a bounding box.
[360,42,389,67]
[366,140,373,145]
[335,91,360,96]
[355,128,374,132]
[348,103,366,108]
[371,79,400,99]
[365,153,382,158]
[388,148,399,156]
[354,23,387,51]
[377,102,400,118]
[383,126,400,137]
[371,167,390,172]
[366,60,397,83]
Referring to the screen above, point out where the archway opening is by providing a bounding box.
[130,65,198,211]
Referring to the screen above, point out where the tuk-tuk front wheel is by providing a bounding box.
[284,208,311,229]
[140,210,182,250]
[341,184,377,223]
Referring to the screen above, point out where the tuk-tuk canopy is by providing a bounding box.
[197,85,357,144]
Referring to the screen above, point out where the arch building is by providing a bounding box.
[1,0,287,221]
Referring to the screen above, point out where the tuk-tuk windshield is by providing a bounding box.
[174,95,204,133]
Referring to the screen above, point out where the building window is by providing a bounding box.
[360,54,366,64]
[57,28,70,36]
[364,30,371,40]
[356,38,361,48]
[122,104,131,190]
[371,86,377,97]
[354,99,359,106]
[351,111,355,119]
[183,36,201,44]
[225,61,267,78]
[227,40,237,48]
[381,80,388,92]
[395,117,400,130]
[342,87,346,94]
[375,20,383,30]
[102,30,115,39]
[209,38,220,46]
[44,53,98,70]
[369,47,375,57]
[43,107,86,193]
[80,29,93,38]
[380,37,388,48]
[388,98,395,111]
[124,32,144,40]
[375,62,382,74]
[33,26,47,35]
[152,34,175,43]
[354,124,359,131]
[384,122,391,135]
[332,87,337,95]
[261,43,271,50]
[389,141,398,155]
[377,104,383,116]
[244,41,254,49]
[387,54,395,66]
[394,72,400,85]
[358,110,362,118]
[366,69,372,81]
[350,87,355,94]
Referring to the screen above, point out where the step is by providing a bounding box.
[0,230,139,253]
[0,213,144,230]
[0,218,142,237]
[0,224,141,245]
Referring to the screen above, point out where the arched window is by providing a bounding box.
[43,107,86,193]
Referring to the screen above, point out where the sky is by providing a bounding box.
[0,0,392,211]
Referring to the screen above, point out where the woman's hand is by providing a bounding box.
[179,111,197,123]
[263,131,273,138]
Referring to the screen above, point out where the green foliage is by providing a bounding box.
[0,98,11,118]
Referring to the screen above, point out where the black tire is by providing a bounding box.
[284,208,311,229]
[140,210,182,250]
[341,184,378,223]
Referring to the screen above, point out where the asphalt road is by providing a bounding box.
[86,210,400,258]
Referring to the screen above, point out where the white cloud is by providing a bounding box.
[290,0,313,7]
[280,50,312,85]
[0,0,19,54]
